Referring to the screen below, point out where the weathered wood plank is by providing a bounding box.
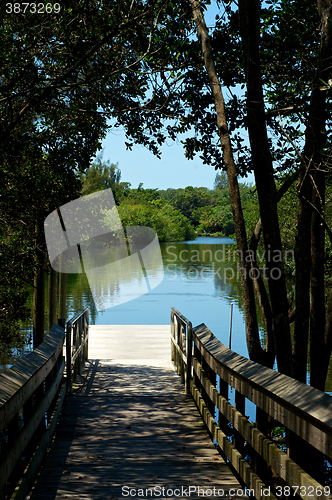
[192,356,328,500]
[13,381,67,500]
[193,323,332,459]
[190,381,277,500]
[0,358,65,492]
[28,326,244,500]
[87,325,171,362]
[29,390,244,500]
[0,324,65,500]
[0,324,65,431]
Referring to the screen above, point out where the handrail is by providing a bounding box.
[66,307,89,394]
[0,324,66,500]
[0,308,89,499]
[171,310,332,500]
[171,307,192,394]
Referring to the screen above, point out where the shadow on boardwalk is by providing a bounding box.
[28,359,243,500]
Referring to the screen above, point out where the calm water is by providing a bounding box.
[2,236,332,392]
[65,237,254,358]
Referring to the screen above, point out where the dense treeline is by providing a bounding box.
[0,150,258,352]
[80,157,258,242]
[1,0,332,391]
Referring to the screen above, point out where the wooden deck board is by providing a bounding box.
[28,326,243,500]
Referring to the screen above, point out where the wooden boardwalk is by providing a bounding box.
[28,325,243,500]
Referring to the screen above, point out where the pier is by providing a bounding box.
[1,308,331,500]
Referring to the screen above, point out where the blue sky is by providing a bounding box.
[99,128,221,191]
[99,121,254,191]
[97,3,254,191]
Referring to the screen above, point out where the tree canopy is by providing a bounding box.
[1,0,332,391]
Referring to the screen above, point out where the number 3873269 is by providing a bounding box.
[6,3,61,13]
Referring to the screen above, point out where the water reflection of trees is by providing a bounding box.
[9,240,332,390]
[161,241,268,339]
[161,242,332,391]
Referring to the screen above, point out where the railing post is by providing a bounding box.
[179,320,185,384]
[287,429,324,485]
[185,321,192,394]
[78,317,82,377]
[234,390,246,456]
[171,310,174,363]
[73,322,79,382]
[176,317,180,376]
[193,341,202,394]
[66,321,72,394]
[84,309,89,362]
[202,355,216,418]
[171,308,192,389]
[218,376,229,436]
[255,407,269,483]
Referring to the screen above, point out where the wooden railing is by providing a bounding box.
[171,307,192,393]
[0,308,89,500]
[66,307,89,394]
[0,324,66,500]
[171,308,332,500]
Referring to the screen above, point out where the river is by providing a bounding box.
[2,236,332,391]
[65,236,254,358]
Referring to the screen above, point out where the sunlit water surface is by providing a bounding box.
[2,237,332,394]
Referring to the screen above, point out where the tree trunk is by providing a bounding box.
[189,0,270,366]
[33,251,45,349]
[306,0,332,389]
[58,270,67,327]
[310,170,325,389]
[248,173,300,365]
[293,172,312,382]
[323,290,332,384]
[238,0,292,375]
[48,267,57,332]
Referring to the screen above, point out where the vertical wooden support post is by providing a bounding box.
[202,355,215,418]
[76,321,80,378]
[174,316,179,374]
[201,356,209,409]
[76,320,80,377]
[218,377,229,436]
[182,322,186,382]
[176,319,182,379]
[79,315,83,375]
[193,341,202,395]
[34,383,47,445]
[177,320,181,379]
[7,412,20,447]
[84,310,89,361]
[7,411,22,490]
[185,321,192,395]
[46,364,56,422]
[48,267,57,331]
[66,321,72,394]
[287,430,324,484]
[179,321,185,384]
[23,394,35,463]
[171,310,176,364]
[209,366,217,419]
[176,319,180,376]
[234,391,246,456]
[255,407,269,483]
[73,323,78,382]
